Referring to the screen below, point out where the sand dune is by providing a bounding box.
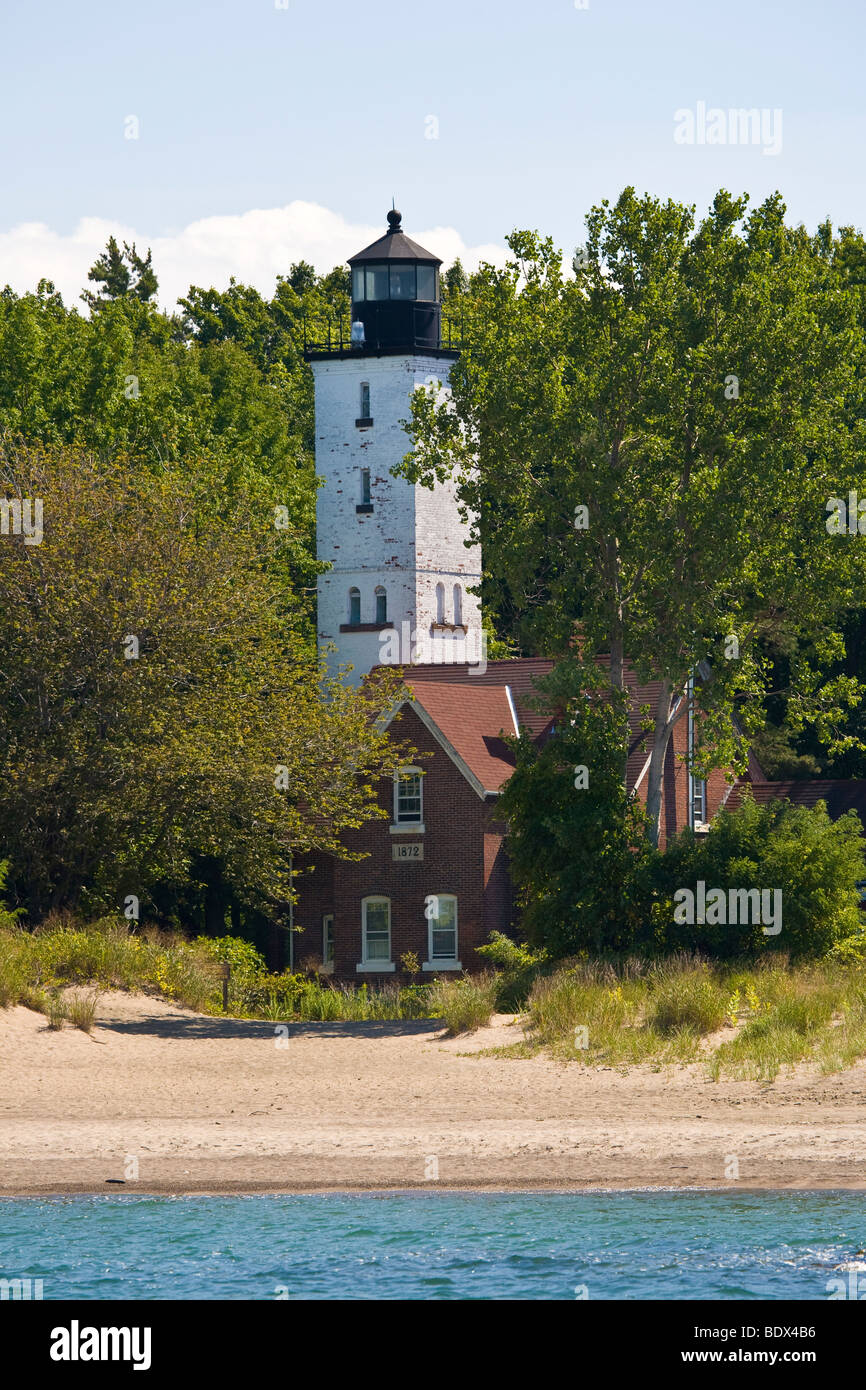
[3,990,866,1193]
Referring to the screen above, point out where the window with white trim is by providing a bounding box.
[362,896,391,963]
[394,767,423,824]
[360,381,371,418]
[426,894,458,965]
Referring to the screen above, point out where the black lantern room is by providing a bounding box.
[348,209,443,352]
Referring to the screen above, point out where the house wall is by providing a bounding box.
[292,705,507,979]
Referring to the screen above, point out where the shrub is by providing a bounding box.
[430,973,497,1034]
[636,794,865,959]
[476,931,547,1010]
[67,990,99,1033]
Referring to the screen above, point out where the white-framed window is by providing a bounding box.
[690,774,707,827]
[360,381,371,417]
[423,894,460,970]
[322,914,334,971]
[359,896,393,970]
[348,587,361,625]
[453,583,463,626]
[393,766,423,826]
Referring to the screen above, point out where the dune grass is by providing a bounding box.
[3,919,866,1075]
[0,918,443,1024]
[518,952,866,1079]
[430,972,498,1035]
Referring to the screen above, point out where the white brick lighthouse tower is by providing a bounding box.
[307,209,482,683]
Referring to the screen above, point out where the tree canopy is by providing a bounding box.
[0,438,407,925]
[401,188,866,843]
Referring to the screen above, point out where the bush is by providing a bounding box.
[476,931,546,1010]
[430,973,498,1034]
[648,968,728,1036]
[634,794,865,959]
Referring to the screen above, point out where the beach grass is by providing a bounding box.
[66,989,100,1033]
[518,952,866,1079]
[3,919,866,1075]
[430,972,498,1035]
[0,918,443,1024]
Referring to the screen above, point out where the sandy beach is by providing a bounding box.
[2,990,866,1196]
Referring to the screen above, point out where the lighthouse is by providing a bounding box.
[306,209,482,683]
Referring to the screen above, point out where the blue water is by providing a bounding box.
[1,1191,864,1300]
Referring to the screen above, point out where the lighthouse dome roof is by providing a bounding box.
[348,209,442,266]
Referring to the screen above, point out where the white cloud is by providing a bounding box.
[0,202,508,311]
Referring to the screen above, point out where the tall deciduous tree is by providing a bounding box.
[400,189,866,845]
[0,438,407,922]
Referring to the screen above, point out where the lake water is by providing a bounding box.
[2,1190,864,1300]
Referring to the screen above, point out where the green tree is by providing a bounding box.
[0,438,408,923]
[400,189,866,845]
[83,237,159,309]
[497,659,648,954]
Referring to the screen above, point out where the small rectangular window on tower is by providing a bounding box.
[356,381,372,429]
[356,467,373,513]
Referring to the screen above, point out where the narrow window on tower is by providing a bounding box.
[435,582,445,625]
[361,469,371,503]
[375,585,387,626]
[348,587,361,626]
[453,584,463,626]
[357,382,372,430]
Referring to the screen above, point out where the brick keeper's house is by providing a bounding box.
[290,209,866,980]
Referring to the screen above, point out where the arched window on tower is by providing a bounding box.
[435,582,445,624]
[348,587,361,626]
[453,584,463,627]
[375,586,387,625]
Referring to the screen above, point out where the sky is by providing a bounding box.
[1,0,864,310]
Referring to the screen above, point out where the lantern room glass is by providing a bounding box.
[353,263,438,303]
[365,265,389,300]
[416,265,436,301]
[389,265,415,299]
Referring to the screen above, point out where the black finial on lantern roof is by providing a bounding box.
[348,210,442,266]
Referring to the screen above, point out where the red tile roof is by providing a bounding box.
[379,657,683,798]
[404,680,517,792]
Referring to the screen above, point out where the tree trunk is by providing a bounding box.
[644,677,674,850]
